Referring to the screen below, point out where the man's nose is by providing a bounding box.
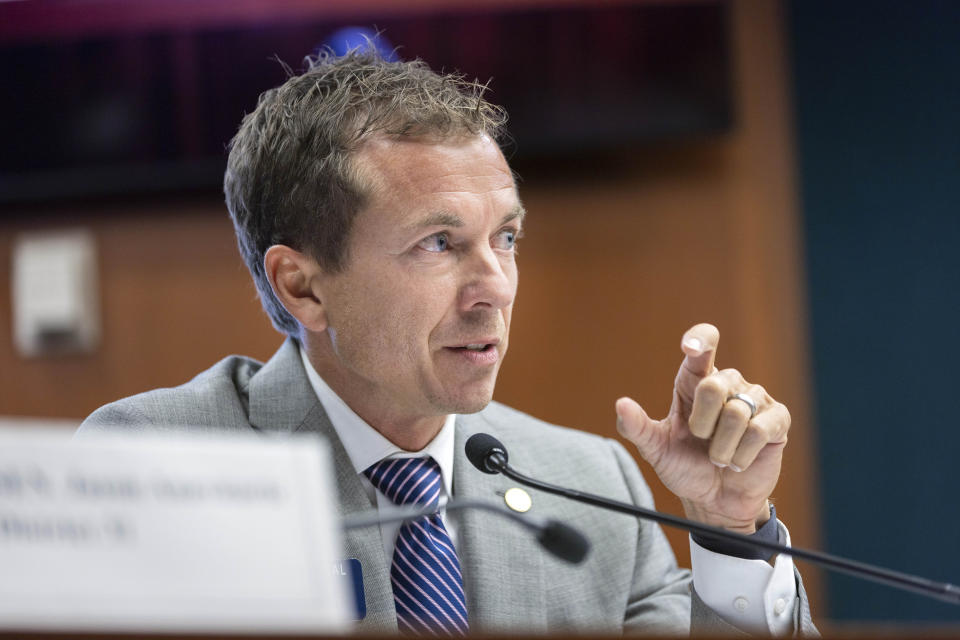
[459,245,516,311]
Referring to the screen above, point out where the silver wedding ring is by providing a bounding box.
[727,393,758,419]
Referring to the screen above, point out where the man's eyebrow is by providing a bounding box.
[406,205,525,232]
[407,212,465,231]
[502,205,526,226]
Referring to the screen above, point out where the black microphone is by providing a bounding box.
[342,498,589,564]
[466,432,509,473]
[465,432,960,606]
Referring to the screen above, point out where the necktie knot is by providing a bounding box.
[364,456,443,509]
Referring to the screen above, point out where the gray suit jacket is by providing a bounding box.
[79,339,816,636]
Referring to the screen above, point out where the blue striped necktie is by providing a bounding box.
[364,457,469,636]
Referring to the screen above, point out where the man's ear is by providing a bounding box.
[263,244,328,332]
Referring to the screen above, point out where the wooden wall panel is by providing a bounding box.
[0,207,284,417]
[498,5,823,615]
[0,0,824,618]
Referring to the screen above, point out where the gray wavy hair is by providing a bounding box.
[224,48,508,336]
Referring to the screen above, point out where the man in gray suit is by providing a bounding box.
[81,50,816,636]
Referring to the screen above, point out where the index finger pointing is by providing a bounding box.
[680,323,720,377]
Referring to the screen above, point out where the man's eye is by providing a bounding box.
[418,233,449,253]
[494,229,520,251]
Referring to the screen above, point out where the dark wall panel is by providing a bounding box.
[0,2,731,204]
[789,0,960,623]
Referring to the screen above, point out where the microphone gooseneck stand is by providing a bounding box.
[465,432,960,605]
[342,497,590,564]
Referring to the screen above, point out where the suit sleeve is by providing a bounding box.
[605,438,692,635]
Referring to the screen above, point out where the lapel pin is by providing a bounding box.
[504,487,532,513]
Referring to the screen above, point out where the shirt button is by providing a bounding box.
[733,596,749,612]
[774,598,787,615]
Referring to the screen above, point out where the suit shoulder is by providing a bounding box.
[476,401,643,484]
[478,400,616,450]
[77,354,264,435]
[471,401,658,517]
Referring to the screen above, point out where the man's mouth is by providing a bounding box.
[457,344,494,352]
[444,338,501,364]
[448,336,500,351]
[445,341,500,366]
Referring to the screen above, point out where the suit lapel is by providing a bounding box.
[454,414,546,632]
[247,339,397,633]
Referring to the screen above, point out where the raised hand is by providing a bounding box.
[615,323,790,533]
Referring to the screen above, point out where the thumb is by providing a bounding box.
[616,397,664,464]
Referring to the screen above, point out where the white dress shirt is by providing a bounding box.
[299,347,457,562]
[299,346,796,635]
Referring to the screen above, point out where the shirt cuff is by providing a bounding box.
[690,518,797,636]
[692,504,780,560]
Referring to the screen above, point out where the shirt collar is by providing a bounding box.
[298,344,456,498]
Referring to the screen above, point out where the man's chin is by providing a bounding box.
[436,386,496,416]
[452,396,494,416]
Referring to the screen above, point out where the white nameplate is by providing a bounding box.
[0,426,350,634]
